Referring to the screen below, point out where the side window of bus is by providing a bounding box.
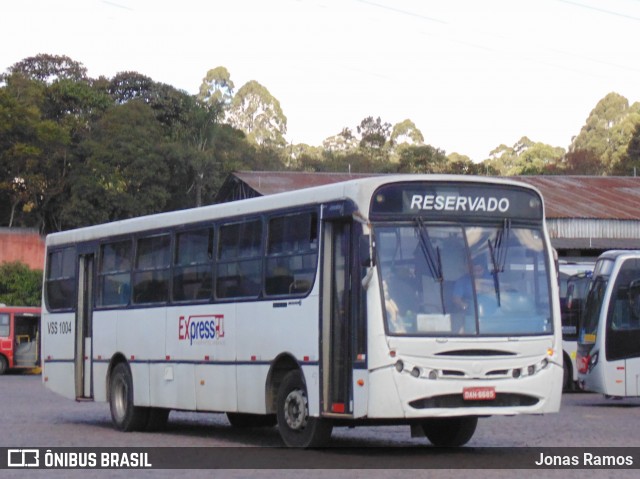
[0,313,9,337]
[217,219,263,299]
[174,227,214,301]
[98,240,132,307]
[46,247,76,310]
[133,234,171,304]
[265,211,318,296]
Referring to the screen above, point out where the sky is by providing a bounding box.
[2,0,640,161]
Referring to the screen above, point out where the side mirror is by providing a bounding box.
[359,235,375,267]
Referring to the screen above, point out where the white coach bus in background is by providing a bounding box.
[577,250,640,398]
[42,175,562,447]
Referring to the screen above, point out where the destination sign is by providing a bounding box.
[369,182,543,220]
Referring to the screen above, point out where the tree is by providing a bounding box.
[569,93,640,173]
[5,54,87,84]
[62,101,170,227]
[198,66,234,110]
[486,137,564,175]
[357,116,391,155]
[0,261,42,306]
[390,119,424,146]
[176,95,225,207]
[446,153,482,175]
[228,80,287,147]
[322,128,358,153]
[612,121,640,175]
[396,145,448,173]
[108,71,156,104]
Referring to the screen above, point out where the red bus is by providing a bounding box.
[0,306,41,374]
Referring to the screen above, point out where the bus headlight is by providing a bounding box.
[395,360,404,372]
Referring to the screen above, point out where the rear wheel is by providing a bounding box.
[421,416,478,447]
[0,355,7,375]
[109,362,149,432]
[276,370,332,447]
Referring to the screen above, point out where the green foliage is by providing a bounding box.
[228,80,287,147]
[198,66,234,109]
[0,261,42,307]
[569,93,640,174]
[486,137,565,175]
[5,54,87,84]
[62,101,170,227]
[396,145,448,173]
[390,119,424,146]
[3,54,640,234]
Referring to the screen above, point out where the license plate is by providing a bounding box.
[463,387,496,401]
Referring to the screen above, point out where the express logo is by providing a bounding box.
[178,314,224,345]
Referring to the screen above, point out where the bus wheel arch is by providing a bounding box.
[276,369,333,447]
[265,353,300,414]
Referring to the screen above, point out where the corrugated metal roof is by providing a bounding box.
[228,172,640,221]
[513,176,640,220]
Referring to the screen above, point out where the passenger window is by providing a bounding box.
[0,313,9,337]
[133,234,171,304]
[173,228,213,301]
[265,212,318,296]
[98,240,132,306]
[46,247,76,310]
[216,219,262,299]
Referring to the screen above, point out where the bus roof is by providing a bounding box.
[45,174,544,247]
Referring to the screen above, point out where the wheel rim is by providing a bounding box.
[112,376,127,422]
[283,388,308,431]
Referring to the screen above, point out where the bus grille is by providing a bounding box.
[409,393,539,409]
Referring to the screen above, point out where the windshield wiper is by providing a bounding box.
[415,217,443,282]
[415,217,446,313]
[487,219,511,307]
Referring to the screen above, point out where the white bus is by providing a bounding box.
[558,263,594,390]
[42,175,562,447]
[577,250,640,398]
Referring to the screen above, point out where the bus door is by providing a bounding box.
[75,253,94,399]
[321,218,353,416]
[321,201,369,417]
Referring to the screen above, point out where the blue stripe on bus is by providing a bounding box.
[43,358,320,367]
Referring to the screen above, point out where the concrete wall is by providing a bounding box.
[0,228,45,270]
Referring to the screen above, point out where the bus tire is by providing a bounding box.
[227,412,277,428]
[109,362,149,432]
[0,355,7,375]
[421,416,478,447]
[276,370,332,448]
[563,355,573,391]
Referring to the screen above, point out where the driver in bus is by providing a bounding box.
[451,257,493,333]
[383,280,405,333]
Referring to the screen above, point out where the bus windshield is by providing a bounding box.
[375,223,552,337]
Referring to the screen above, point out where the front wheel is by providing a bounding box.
[0,355,7,375]
[109,362,149,432]
[276,370,332,447]
[421,416,478,447]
